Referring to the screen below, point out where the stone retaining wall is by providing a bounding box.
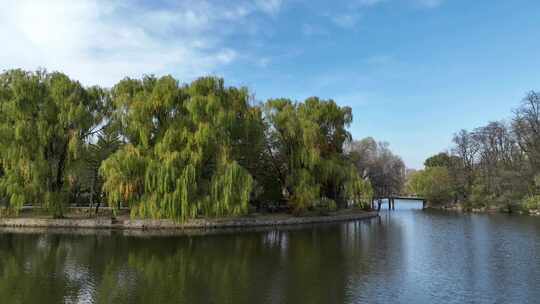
[0,211,379,230]
[0,218,113,228]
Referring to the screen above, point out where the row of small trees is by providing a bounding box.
[408,91,540,212]
[0,70,374,220]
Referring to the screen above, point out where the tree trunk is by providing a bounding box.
[51,140,69,218]
[95,201,101,216]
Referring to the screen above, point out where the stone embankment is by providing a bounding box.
[0,210,379,230]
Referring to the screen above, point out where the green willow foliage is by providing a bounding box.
[0,70,103,217]
[0,70,373,220]
[263,97,372,213]
[100,76,258,221]
[406,167,453,205]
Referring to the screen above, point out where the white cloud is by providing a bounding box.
[0,0,278,87]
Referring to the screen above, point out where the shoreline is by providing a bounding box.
[0,210,379,231]
[426,204,540,216]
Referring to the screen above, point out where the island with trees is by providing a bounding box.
[0,69,409,228]
[1,69,537,230]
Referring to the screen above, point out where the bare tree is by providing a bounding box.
[451,129,480,199]
[348,137,406,198]
[513,91,540,171]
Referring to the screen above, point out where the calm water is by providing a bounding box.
[1,201,540,304]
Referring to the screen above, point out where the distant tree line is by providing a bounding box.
[0,69,402,220]
[347,138,406,199]
[408,92,540,212]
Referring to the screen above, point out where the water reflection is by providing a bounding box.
[1,202,539,304]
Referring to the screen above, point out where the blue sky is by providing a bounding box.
[1,0,540,168]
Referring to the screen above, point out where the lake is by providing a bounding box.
[1,200,539,303]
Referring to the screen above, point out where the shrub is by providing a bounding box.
[522,195,540,211]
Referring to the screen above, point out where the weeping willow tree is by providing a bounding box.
[344,167,374,207]
[71,124,122,214]
[0,70,374,219]
[0,70,103,217]
[263,97,373,213]
[100,76,261,221]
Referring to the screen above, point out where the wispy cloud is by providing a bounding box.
[354,0,386,7]
[0,0,280,86]
[255,0,283,15]
[326,0,443,30]
[364,55,394,66]
[331,14,362,28]
[354,0,443,8]
[414,0,445,8]
[302,23,329,36]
